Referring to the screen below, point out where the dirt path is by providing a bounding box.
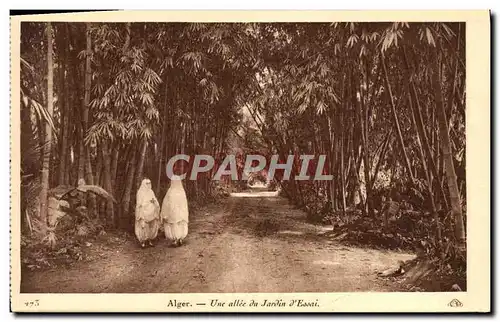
[21,188,415,293]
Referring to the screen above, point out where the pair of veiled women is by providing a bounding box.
[134,177,189,248]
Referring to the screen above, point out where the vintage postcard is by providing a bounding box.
[10,10,490,313]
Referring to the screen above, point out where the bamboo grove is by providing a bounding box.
[20,22,466,253]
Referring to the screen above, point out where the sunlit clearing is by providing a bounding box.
[230,191,279,198]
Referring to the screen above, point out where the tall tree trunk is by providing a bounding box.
[20,102,35,174]
[340,131,347,216]
[63,23,75,186]
[356,62,373,217]
[76,26,91,181]
[57,24,68,185]
[121,148,137,229]
[123,22,131,52]
[110,146,119,188]
[94,153,103,219]
[156,80,169,195]
[62,89,71,186]
[135,138,148,193]
[38,22,54,224]
[77,133,85,181]
[432,48,466,250]
[82,22,92,153]
[95,152,103,187]
[84,149,97,215]
[83,22,96,215]
[327,115,337,211]
[408,84,442,244]
[36,117,45,167]
[380,50,414,183]
[101,140,115,227]
[402,46,449,211]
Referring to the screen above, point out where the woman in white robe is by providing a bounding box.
[160,176,189,246]
[135,178,161,248]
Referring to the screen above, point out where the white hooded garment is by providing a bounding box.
[160,177,189,241]
[135,178,161,242]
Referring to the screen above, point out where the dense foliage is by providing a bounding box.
[20,22,465,272]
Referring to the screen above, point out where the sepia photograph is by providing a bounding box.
[10,10,490,313]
